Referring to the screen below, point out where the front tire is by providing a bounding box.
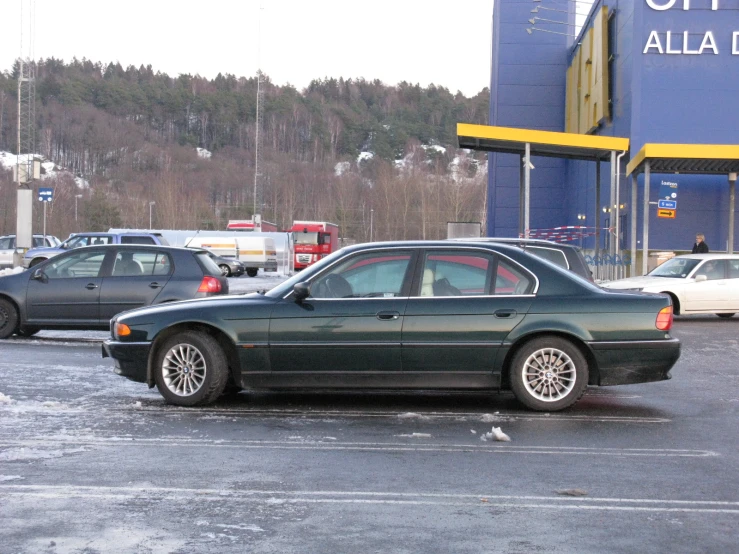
[219,264,231,277]
[0,298,19,339]
[154,331,228,406]
[717,313,735,319]
[16,326,41,337]
[509,336,588,411]
[246,268,258,278]
[29,257,46,268]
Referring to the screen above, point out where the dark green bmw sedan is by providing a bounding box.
[103,241,680,411]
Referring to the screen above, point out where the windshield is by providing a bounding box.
[295,232,319,245]
[649,257,701,278]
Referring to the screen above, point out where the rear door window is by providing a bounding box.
[120,236,156,245]
[527,246,569,269]
[195,251,222,276]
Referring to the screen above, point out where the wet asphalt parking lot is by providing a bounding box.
[0,291,738,553]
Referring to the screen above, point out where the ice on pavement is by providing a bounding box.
[480,426,511,442]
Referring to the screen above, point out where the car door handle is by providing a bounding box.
[494,309,517,318]
[85,283,98,290]
[149,282,163,289]
[376,311,400,321]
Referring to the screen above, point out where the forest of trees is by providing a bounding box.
[0,58,490,242]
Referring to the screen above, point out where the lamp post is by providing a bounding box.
[149,201,156,229]
[75,194,83,222]
[370,208,374,242]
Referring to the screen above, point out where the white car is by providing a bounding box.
[0,234,61,269]
[601,253,739,318]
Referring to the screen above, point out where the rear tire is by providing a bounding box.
[509,336,588,411]
[246,268,258,278]
[154,331,228,406]
[219,264,231,277]
[717,313,735,319]
[0,298,19,339]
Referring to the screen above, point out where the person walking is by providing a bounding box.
[692,233,709,253]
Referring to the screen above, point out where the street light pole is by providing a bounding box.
[75,194,83,222]
[149,201,156,229]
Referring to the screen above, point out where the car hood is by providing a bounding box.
[601,276,683,290]
[25,246,64,257]
[115,292,276,321]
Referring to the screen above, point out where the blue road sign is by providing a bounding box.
[38,187,53,202]
[658,199,677,210]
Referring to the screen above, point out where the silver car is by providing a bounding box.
[0,235,61,269]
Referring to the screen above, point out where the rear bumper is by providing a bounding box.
[102,340,151,383]
[588,338,681,386]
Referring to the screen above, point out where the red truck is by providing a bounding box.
[289,221,339,270]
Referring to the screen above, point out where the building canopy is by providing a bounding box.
[457,123,629,161]
[626,144,739,176]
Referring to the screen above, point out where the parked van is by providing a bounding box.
[186,236,277,277]
[235,236,278,277]
[185,237,239,260]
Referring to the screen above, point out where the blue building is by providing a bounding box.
[478,0,739,272]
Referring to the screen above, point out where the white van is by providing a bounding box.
[235,236,278,277]
[185,237,240,260]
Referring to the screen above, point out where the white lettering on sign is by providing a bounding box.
[643,31,720,54]
[734,32,739,55]
[645,0,719,9]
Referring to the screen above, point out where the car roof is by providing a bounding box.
[673,253,739,260]
[450,237,581,250]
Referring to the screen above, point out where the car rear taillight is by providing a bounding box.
[656,306,673,331]
[197,276,222,293]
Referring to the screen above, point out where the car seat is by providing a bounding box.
[324,274,353,298]
[432,271,461,296]
[421,269,435,296]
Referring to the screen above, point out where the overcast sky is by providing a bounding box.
[1,0,499,97]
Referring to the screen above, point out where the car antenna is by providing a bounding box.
[184,229,201,248]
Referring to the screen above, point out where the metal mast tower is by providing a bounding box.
[15,0,38,257]
[253,69,264,216]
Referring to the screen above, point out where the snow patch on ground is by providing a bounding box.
[357,151,374,163]
[395,433,432,438]
[335,161,350,176]
[0,475,24,482]
[0,392,15,404]
[397,412,431,421]
[196,147,212,159]
[480,426,511,442]
[0,266,25,277]
[0,446,88,462]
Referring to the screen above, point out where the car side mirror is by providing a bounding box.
[293,282,311,301]
[31,268,48,283]
[694,274,707,282]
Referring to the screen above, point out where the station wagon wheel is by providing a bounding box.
[154,331,228,406]
[510,336,588,411]
[219,264,231,277]
[0,298,19,339]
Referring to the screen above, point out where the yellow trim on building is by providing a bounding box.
[626,143,739,175]
[457,123,629,159]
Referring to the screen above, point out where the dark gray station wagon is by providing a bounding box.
[103,241,680,411]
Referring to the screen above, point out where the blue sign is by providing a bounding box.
[38,188,53,202]
[658,180,678,201]
[658,199,677,209]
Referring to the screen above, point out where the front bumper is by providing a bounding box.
[102,340,152,383]
[588,338,681,386]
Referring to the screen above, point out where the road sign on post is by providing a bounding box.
[658,199,677,210]
[657,209,676,219]
[38,187,53,202]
